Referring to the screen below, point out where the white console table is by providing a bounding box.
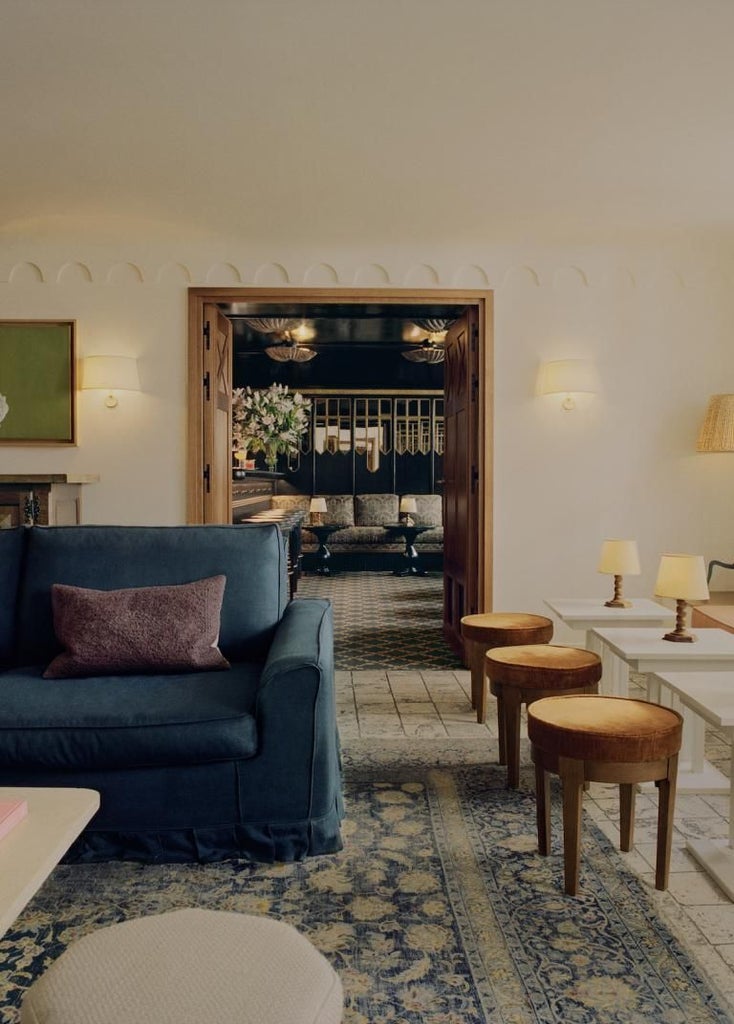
[650,671,734,900]
[0,787,100,938]
[544,598,674,688]
[590,627,734,794]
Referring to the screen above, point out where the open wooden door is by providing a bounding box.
[202,304,233,523]
[442,307,480,657]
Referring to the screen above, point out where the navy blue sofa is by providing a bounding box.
[0,525,343,863]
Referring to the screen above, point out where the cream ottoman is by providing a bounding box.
[21,908,343,1024]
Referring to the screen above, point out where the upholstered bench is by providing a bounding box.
[21,908,343,1024]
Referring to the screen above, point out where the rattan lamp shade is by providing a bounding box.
[696,394,734,452]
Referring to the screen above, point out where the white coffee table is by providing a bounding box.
[650,671,734,899]
[0,787,100,938]
[590,627,734,793]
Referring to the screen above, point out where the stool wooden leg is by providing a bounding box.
[619,783,635,852]
[475,650,488,725]
[559,755,585,896]
[467,641,480,711]
[535,758,551,855]
[496,688,507,766]
[655,753,679,891]
[504,689,523,789]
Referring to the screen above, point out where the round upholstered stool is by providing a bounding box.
[485,644,601,788]
[20,908,343,1024]
[528,695,683,896]
[460,613,554,723]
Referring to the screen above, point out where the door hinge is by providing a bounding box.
[203,463,211,492]
[471,374,479,400]
[203,371,210,401]
[470,466,479,493]
[203,321,211,350]
[471,323,479,349]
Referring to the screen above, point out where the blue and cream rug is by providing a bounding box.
[2,742,732,1023]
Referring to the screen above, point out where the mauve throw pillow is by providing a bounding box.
[43,576,230,678]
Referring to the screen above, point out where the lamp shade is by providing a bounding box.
[81,356,140,392]
[654,554,709,602]
[597,539,641,576]
[696,394,734,452]
[309,497,327,514]
[400,497,418,514]
[538,359,599,397]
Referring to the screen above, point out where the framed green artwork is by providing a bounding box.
[0,321,76,445]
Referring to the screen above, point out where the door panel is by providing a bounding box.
[202,304,233,524]
[443,309,479,657]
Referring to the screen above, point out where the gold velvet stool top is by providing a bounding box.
[484,644,602,789]
[528,694,683,896]
[459,613,553,724]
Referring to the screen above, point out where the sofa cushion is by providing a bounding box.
[324,495,355,526]
[404,494,443,528]
[15,525,288,668]
[44,577,229,679]
[355,493,399,526]
[319,526,402,548]
[0,662,260,770]
[0,528,24,669]
[270,495,310,515]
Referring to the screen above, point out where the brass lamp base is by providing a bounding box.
[604,575,631,609]
[662,599,697,643]
[662,630,696,643]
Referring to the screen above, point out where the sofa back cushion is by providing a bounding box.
[0,528,24,668]
[355,494,398,526]
[404,494,443,527]
[15,525,288,667]
[325,495,355,526]
[270,495,310,515]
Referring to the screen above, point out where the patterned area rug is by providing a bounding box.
[1,742,731,1023]
[297,570,463,670]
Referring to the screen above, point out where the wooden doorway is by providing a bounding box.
[187,287,494,647]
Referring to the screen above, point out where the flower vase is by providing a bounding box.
[264,446,278,473]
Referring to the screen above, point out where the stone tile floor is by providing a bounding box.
[338,666,734,1008]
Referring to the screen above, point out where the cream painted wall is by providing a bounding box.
[1,241,733,635]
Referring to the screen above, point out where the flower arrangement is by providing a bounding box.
[232,383,310,471]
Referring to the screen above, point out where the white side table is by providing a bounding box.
[544,599,674,694]
[650,671,734,899]
[0,786,100,938]
[590,627,734,793]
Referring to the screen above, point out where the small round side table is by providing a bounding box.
[305,523,342,575]
[382,523,432,576]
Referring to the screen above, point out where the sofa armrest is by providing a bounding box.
[248,598,340,829]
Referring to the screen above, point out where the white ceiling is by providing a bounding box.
[3,0,734,249]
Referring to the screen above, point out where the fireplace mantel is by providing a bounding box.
[0,474,99,526]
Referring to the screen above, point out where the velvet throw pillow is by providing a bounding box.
[43,576,230,679]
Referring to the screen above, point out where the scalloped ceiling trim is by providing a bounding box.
[403,263,440,286]
[0,260,726,291]
[57,261,92,284]
[303,262,339,285]
[106,262,144,284]
[8,261,44,283]
[353,263,390,285]
[252,262,289,285]
[205,262,241,284]
[157,262,192,284]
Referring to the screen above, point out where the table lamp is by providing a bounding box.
[309,496,327,525]
[399,497,417,525]
[654,553,709,642]
[597,539,641,608]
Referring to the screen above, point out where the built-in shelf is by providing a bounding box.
[0,474,99,526]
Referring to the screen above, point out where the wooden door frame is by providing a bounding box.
[187,286,494,611]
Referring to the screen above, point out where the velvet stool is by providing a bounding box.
[528,694,683,896]
[20,908,343,1024]
[460,613,554,724]
[484,643,602,788]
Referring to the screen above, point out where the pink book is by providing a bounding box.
[0,799,28,840]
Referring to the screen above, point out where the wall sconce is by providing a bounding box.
[537,359,599,410]
[81,356,140,408]
[654,553,709,642]
[309,496,327,525]
[696,394,734,451]
[597,539,641,607]
[400,496,417,525]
